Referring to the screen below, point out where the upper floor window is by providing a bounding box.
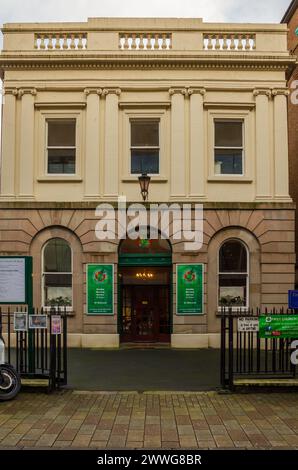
[47,119,76,174]
[214,120,243,175]
[130,119,159,174]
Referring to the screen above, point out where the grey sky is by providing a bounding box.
[0,0,292,25]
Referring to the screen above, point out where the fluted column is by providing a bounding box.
[169,88,187,198]
[253,89,272,200]
[103,88,121,197]
[272,89,291,201]
[0,88,18,198]
[188,88,206,197]
[84,88,102,198]
[19,88,36,199]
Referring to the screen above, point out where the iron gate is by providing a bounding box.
[0,307,68,391]
[219,307,298,390]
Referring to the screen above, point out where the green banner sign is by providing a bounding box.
[259,315,298,339]
[176,264,204,315]
[86,264,114,315]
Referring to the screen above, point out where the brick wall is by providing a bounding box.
[286,5,298,284]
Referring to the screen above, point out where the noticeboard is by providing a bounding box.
[0,256,32,305]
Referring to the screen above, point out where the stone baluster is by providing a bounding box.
[230,34,236,50]
[245,34,251,50]
[70,33,76,49]
[207,34,213,50]
[147,33,152,49]
[78,33,83,49]
[62,33,68,49]
[139,33,145,49]
[123,34,129,49]
[48,34,53,50]
[161,33,167,49]
[40,34,46,50]
[222,34,228,50]
[34,35,38,49]
[154,34,160,49]
[54,33,60,49]
[215,34,221,50]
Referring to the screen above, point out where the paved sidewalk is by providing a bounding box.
[1,391,298,449]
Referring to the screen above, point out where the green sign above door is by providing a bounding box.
[86,264,114,315]
[176,264,204,315]
[259,315,298,339]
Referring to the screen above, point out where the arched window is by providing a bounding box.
[42,238,72,307]
[218,239,248,308]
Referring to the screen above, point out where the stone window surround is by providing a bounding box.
[207,227,261,332]
[36,109,84,182]
[207,108,254,183]
[120,108,169,182]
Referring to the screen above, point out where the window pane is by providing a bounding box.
[44,239,71,272]
[48,119,76,146]
[219,241,247,272]
[44,274,72,306]
[131,120,159,147]
[219,274,247,307]
[48,148,76,174]
[215,150,243,175]
[215,121,243,147]
[131,149,159,174]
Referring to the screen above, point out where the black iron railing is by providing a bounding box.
[0,306,68,391]
[218,307,298,390]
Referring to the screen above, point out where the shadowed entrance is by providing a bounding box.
[118,236,172,344]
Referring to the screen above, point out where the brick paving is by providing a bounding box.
[0,391,298,449]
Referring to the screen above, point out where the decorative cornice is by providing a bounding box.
[253,88,271,98]
[84,88,102,96]
[169,87,187,96]
[271,88,290,97]
[102,88,121,96]
[0,60,291,73]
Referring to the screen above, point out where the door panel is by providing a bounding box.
[120,284,170,343]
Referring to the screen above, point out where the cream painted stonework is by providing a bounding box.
[0,18,296,347]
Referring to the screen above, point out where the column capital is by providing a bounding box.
[17,88,37,99]
[84,88,102,96]
[102,88,121,97]
[271,88,290,97]
[169,87,187,97]
[253,88,271,98]
[187,87,206,97]
[3,88,18,97]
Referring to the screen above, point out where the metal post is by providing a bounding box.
[228,309,234,391]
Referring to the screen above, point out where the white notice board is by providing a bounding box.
[0,258,26,303]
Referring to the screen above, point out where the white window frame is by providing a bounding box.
[41,238,73,311]
[214,119,244,177]
[37,109,83,181]
[217,239,249,311]
[46,118,76,176]
[121,109,169,181]
[207,109,253,182]
[130,118,160,175]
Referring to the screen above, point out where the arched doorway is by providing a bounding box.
[118,235,172,343]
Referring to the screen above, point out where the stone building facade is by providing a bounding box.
[0,18,296,348]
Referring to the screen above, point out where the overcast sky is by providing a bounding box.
[0,0,292,26]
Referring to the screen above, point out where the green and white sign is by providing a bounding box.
[176,264,204,315]
[86,264,114,315]
[259,315,298,339]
